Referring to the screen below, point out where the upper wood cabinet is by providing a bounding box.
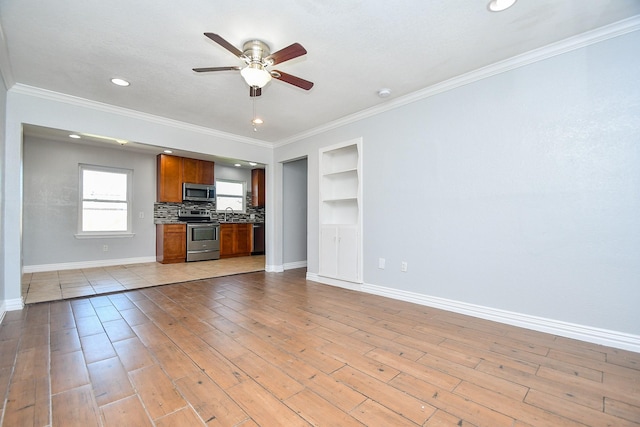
[251,168,265,207]
[157,154,215,202]
[183,158,214,185]
[157,154,183,203]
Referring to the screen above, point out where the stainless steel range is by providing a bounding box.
[178,209,220,262]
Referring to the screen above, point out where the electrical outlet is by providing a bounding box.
[378,258,385,269]
[401,261,408,272]
[139,211,144,219]
[103,245,109,252]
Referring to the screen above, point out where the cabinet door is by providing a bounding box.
[156,224,186,263]
[219,224,235,257]
[251,169,265,207]
[199,160,215,185]
[183,158,215,185]
[236,224,252,255]
[182,158,200,184]
[157,154,183,202]
[337,225,359,282]
[319,225,338,278]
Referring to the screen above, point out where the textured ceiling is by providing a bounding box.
[2,0,640,144]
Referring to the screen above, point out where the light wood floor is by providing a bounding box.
[2,268,639,426]
[21,255,266,304]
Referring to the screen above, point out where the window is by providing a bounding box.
[216,179,245,213]
[79,164,133,235]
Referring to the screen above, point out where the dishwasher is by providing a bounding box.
[252,223,265,255]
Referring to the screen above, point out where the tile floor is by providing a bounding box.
[22,255,266,304]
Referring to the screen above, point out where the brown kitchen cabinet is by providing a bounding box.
[156,224,186,264]
[220,223,252,258]
[183,158,214,185]
[157,154,215,202]
[157,154,183,202]
[251,168,265,207]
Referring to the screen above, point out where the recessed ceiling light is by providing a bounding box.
[163,150,173,154]
[377,88,392,98]
[69,134,81,139]
[488,0,516,12]
[234,163,241,167]
[252,118,264,125]
[249,162,257,166]
[110,78,130,87]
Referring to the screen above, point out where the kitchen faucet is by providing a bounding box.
[225,206,234,222]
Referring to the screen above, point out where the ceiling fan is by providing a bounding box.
[193,33,314,97]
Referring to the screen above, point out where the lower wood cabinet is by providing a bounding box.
[220,223,252,258]
[156,224,186,264]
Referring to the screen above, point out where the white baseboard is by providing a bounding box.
[284,260,307,271]
[361,283,640,353]
[306,273,362,292]
[0,297,25,323]
[305,274,639,353]
[22,256,157,273]
[266,264,285,273]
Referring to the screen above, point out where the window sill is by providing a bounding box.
[74,233,135,239]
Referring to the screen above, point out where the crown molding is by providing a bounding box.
[275,15,640,148]
[10,83,273,148]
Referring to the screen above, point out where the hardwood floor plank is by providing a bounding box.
[3,267,639,427]
[129,364,187,420]
[155,406,206,426]
[102,318,136,342]
[87,357,135,406]
[149,342,202,381]
[350,398,420,426]
[2,377,50,427]
[51,349,90,394]
[112,336,156,372]
[174,372,249,426]
[51,384,100,427]
[100,395,153,427]
[332,365,436,425]
[231,351,305,400]
[226,379,309,426]
[389,372,516,427]
[285,388,366,426]
[80,332,117,364]
[524,388,638,427]
[76,315,105,337]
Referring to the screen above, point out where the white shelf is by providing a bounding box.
[319,138,362,283]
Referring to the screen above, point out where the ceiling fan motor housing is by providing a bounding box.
[242,40,271,65]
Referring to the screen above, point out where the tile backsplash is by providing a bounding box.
[154,193,265,223]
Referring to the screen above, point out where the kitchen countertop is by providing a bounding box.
[155,220,264,225]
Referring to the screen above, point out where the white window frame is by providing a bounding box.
[216,179,246,213]
[76,164,134,238]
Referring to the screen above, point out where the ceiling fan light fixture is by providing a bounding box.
[488,0,517,12]
[240,63,272,88]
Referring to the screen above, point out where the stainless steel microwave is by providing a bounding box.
[183,183,215,202]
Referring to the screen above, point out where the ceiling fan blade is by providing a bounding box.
[192,66,241,72]
[249,87,262,97]
[204,33,243,57]
[266,43,307,65]
[272,70,314,90]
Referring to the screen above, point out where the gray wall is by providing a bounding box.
[0,74,6,304]
[283,158,307,264]
[23,137,157,265]
[275,30,640,335]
